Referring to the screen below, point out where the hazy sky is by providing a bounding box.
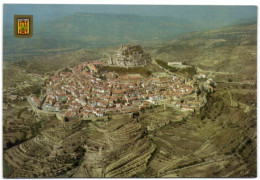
[4,4,257,25]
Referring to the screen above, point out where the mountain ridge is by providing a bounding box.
[3,13,256,58]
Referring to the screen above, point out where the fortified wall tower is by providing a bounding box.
[108,45,152,67]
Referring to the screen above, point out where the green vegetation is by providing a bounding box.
[179,66,197,77]
[176,160,201,169]
[228,78,233,82]
[30,121,43,136]
[155,59,196,77]
[17,107,28,119]
[134,173,146,178]
[5,137,28,150]
[155,59,177,72]
[63,68,73,73]
[13,60,27,67]
[3,159,13,177]
[13,84,42,97]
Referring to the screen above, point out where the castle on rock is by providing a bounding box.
[108,45,152,67]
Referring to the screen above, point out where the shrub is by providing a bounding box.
[155,60,177,72]
[179,66,197,77]
[63,68,72,73]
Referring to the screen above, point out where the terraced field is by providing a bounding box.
[74,118,155,177]
[4,119,88,178]
[3,88,256,178]
[3,100,40,150]
[140,90,256,177]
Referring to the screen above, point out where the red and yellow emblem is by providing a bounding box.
[17,19,30,35]
[14,15,33,38]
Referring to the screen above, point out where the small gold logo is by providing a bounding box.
[14,15,33,38]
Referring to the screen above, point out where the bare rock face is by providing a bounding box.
[108,45,151,67]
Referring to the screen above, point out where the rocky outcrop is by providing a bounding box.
[108,45,151,67]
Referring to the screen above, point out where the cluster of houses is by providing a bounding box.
[28,61,204,118]
[175,99,204,112]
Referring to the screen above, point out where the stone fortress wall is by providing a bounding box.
[108,45,152,67]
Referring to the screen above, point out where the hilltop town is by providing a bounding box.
[27,45,215,122]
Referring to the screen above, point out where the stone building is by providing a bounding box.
[108,45,151,67]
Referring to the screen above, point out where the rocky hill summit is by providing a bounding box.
[108,45,151,67]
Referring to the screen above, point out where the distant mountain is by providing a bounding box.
[3,13,256,58]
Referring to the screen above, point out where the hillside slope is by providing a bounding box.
[150,23,256,80]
